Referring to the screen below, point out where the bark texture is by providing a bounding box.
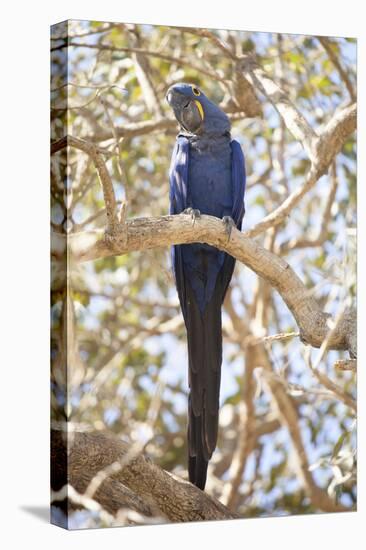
[51,429,238,522]
[52,213,356,357]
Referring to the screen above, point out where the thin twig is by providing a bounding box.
[99,91,129,223]
[51,84,126,111]
[84,381,164,500]
[177,27,237,60]
[246,332,300,347]
[318,37,356,102]
[61,42,224,83]
[64,136,120,233]
[279,161,339,253]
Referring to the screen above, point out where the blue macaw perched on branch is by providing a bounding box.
[166,83,246,490]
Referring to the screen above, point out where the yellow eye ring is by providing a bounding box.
[192,87,201,96]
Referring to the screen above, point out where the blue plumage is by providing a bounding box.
[167,83,246,489]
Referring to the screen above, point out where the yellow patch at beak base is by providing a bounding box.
[194,100,204,121]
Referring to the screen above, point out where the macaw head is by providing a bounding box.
[166,83,230,136]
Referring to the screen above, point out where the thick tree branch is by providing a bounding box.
[223,284,353,514]
[52,213,356,356]
[239,54,318,159]
[244,102,356,238]
[51,429,238,522]
[51,38,356,519]
[54,136,120,233]
[260,369,351,513]
[236,52,356,238]
[316,102,357,170]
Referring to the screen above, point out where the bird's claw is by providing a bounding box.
[183,207,201,226]
[222,216,236,242]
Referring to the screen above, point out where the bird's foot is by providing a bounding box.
[222,216,236,242]
[183,207,201,226]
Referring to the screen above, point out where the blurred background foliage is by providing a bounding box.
[51,20,356,528]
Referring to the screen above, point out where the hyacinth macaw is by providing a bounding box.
[166,83,246,490]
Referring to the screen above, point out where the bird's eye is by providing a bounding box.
[192,87,201,96]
